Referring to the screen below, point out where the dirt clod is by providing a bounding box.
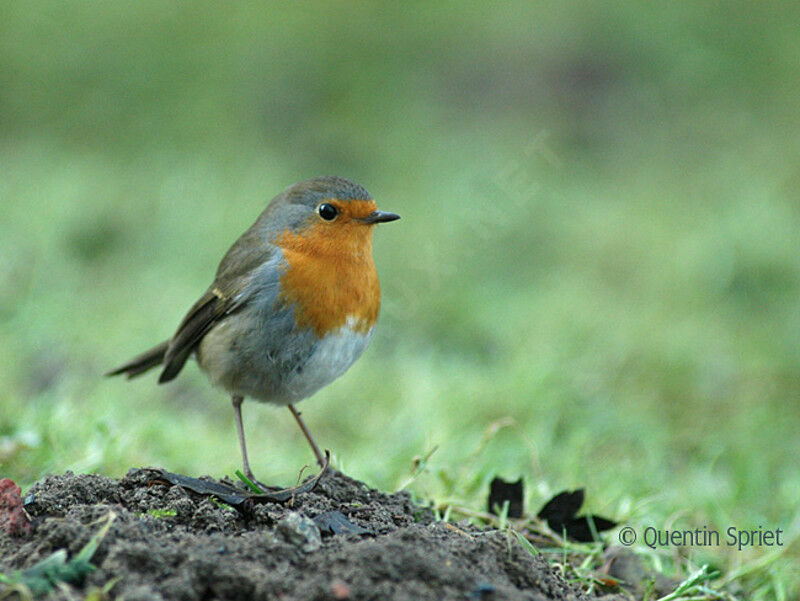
[0,469,624,600]
[0,478,31,537]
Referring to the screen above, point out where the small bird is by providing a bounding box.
[107,176,399,479]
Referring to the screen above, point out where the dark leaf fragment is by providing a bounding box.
[537,489,616,542]
[145,453,329,508]
[537,489,584,524]
[487,477,524,518]
[313,510,370,536]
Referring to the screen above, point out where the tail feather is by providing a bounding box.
[105,340,169,379]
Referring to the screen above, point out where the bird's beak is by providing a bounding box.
[357,210,400,224]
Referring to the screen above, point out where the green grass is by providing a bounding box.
[0,512,115,598]
[1,2,799,598]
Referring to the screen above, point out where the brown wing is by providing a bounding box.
[158,288,237,382]
[105,286,247,382]
[158,227,279,383]
[107,220,279,383]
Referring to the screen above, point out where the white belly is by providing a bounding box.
[281,321,374,403]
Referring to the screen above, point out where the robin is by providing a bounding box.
[107,176,399,479]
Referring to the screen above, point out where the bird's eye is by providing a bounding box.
[317,203,338,221]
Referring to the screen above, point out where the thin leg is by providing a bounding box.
[232,395,254,479]
[288,404,325,467]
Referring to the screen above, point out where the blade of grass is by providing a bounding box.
[656,565,715,601]
[513,529,540,556]
[235,469,264,494]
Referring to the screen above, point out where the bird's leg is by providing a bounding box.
[231,395,255,480]
[288,404,325,467]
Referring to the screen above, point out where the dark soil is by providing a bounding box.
[0,469,628,601]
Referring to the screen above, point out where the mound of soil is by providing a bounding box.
[0,469,627,600]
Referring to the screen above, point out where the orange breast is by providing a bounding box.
[275,203,381,337]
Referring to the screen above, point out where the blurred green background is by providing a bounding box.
[1,2,798,595]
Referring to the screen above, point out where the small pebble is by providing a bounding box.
[277,511,322,552]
